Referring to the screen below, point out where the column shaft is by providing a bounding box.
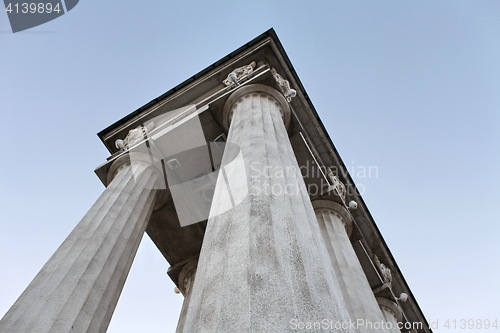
[313,200,389,333]
[180,85,352,332]
[0,161,158,333]
[175,260,197,333]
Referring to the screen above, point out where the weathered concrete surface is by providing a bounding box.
[0,158,158,333]
[313,200,389,333]
[179,85,353,333]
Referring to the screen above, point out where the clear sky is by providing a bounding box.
[1,1,499,332]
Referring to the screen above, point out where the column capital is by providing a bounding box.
[106,152,168,211]
[376,296,403,322]
[221,83,291,133]
[107,152,163,186]
[312,200,353,237]
[177,258,198,296]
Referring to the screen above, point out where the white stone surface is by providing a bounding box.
[313,200,389,333]
[179,84,353,332]
[0,158,158,333]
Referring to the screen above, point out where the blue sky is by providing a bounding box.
[1,1,499,332]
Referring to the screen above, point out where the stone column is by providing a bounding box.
[180,84,352,332]
[0,154,159,333]
[175,259,198,333]
[376,297,403,333]
[313,200,389,333]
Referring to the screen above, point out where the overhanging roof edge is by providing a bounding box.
[97,28,278,140]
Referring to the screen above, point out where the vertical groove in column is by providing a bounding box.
[66,169,158,333]
[318,209,351,308]
[33,167,155,332]
[248,94,285,329]
[261,94,303,321]
[1,168,131,326]
[181,86,353,333]
[314,202,390,333]
[32,168,150,331]
[0,163,158,333]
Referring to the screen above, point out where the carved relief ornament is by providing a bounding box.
[115,122,155,151]
[374,255,393,287]
[222,62,297,103]
[327,168,346,201]
[223,61,256,86]
[271,68,297,102]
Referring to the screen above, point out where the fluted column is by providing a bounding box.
[313,200,389,332]
[175,259,198,333]
[0,154,159,333]
[376,297,403,333]
[180,84,352,332]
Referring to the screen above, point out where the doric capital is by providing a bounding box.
[312,200,353,237]
[376,296,403,322]
[222,84,291,133]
